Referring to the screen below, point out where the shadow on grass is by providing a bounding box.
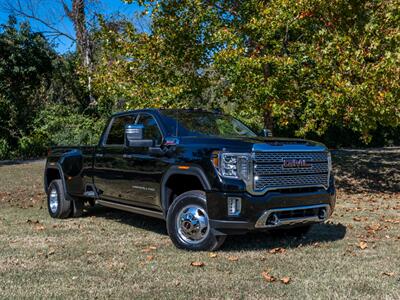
[85,206,346,251]
[222,222,347,251]
[332,148,400,194]
[86,205,168,235]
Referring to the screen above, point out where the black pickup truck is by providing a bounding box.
[44,109,336,251]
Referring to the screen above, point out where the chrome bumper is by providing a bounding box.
[254,204,331,228]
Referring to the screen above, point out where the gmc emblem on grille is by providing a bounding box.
[283,159,311,168]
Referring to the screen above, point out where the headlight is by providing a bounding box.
[211,151,251,181]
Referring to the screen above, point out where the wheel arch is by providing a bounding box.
[44,163,70,200]
[161,166,211,217]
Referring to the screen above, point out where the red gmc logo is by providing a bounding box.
[283,159,311,168]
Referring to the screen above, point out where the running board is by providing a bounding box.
[96,200,164,220]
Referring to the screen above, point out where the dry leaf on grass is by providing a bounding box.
[358,241,368,250]
[34,225,45,231]
[261,272,276,282]
[280,276,291,284]
[191,261,205,267]
[146,255,154,261]
[269,247,286,254]
[366,223,382,231]
[208,253,218,258]
[142,247,157,253]
[228,256,239,261]
[382,272,395,277]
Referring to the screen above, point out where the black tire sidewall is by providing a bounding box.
[167,191,218,251]
[47,180,70,219]
[47,181,61,218]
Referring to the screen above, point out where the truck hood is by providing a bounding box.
[176,135,328,152]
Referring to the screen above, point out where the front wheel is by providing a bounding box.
[167,190,226,251]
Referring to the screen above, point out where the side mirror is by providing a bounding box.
[262,128,273,137]
[125,124,154,147]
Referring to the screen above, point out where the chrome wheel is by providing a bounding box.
[176,205,210,245]
[49,188,58,214]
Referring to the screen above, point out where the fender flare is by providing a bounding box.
[44,163,71,201]
[160,165,211,217]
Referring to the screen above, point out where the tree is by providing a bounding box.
[0,16,56,148]
[3,0,96,105]
[112,0,399,143]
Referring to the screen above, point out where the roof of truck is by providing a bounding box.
[111,108,221,117]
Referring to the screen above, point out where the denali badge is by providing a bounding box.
[283,159,311,168]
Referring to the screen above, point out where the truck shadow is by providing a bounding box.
[86,205,168,235]
[222,223,346,252]
[86,206,346,251]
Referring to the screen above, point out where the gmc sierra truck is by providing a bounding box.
[44,109,336,251]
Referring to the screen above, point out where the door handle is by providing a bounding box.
[123,154,133,159]
[95,153,104,158]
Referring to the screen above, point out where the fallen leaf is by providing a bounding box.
[34,225,45,231]
[190,261,205,267]
[228,256,239,261]
[358,241,368,250]
[382,272,395,277]
[366,223,381,231]
[353,217,362,222]
[146,255,154,261]
[208,253,218,258]
[26,219,40,224]
[281,276,291,284]
[262,272,276,282]
[148,246,157,250]
[269,247,286,254]
[48,249,55,256]
[142,247,156,253]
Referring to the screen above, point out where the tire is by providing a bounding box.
[47,179,71,219]
[70,197,84,218]
[167,190,226,251]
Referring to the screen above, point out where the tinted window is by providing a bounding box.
[138,114,162,144]
[161,111,256,138]
[105,115,136,145]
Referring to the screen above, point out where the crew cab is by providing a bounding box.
[44,109,336,251]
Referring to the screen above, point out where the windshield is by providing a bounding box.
[161,111,257,138]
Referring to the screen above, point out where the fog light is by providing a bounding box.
[227,197,241,216]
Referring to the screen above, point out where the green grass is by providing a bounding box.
[0,152,399,299]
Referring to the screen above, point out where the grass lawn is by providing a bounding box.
[0,150,399,299]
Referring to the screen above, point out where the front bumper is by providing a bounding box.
[207,184,336,235]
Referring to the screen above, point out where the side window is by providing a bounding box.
[105,115,136,145]
[138,114,162,145]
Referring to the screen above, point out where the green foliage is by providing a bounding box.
[23,104,105,154]
[0,138,10,160]
[97,0,399,144]
[0,16,95,159]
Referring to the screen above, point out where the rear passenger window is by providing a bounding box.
[105,115,136,145]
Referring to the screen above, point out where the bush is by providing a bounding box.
[0,138,10,160]
[17,104,107,158]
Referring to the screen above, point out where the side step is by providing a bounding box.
[96,200,164,220]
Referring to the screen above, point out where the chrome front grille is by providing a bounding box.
[253,151,329,193]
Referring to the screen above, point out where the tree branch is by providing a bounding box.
[3,0,76,41]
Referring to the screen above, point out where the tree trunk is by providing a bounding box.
[63,0,95,105]
[263,62,273,130]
